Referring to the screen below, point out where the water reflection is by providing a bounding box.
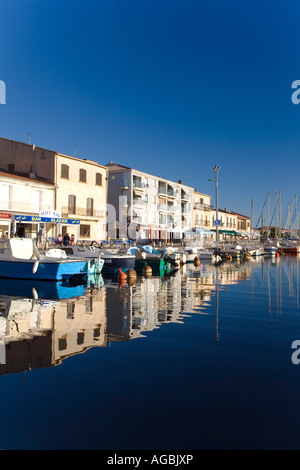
[0,256,299,377]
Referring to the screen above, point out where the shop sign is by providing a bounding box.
[15,215,80,225]
[39,210,61,218]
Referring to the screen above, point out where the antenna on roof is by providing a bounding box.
[74,145,77,157]
[28,132,31,145]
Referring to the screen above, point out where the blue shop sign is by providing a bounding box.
[15,215,80,225]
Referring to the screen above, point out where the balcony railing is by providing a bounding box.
[181,192,191,202]
[167,203,175,212]
[120,179,129,189]
[132,199,146,207]
[133,180,145,189]
[0,200,51,213]
[158,186,167,195]
[61,206,105,218]
[158,203,167,211]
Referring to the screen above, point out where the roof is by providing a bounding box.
[0,136,107,170]
[0,170,55,186]
[106,161,195,190]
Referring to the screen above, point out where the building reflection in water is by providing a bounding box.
[0,258,262,377]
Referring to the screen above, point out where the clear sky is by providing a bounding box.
[1,0,300,228]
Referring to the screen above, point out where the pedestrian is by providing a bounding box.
[37,225,46,249]
[56,234,63,246]
[70,234,75,246]
[63,233,70,246]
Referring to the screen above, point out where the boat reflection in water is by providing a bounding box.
[0,258,257,377]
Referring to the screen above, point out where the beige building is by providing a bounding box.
[210,208,250,239]
[0,136,107,241]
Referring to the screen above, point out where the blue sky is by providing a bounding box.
[1,0,300,227]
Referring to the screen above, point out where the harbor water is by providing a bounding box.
[0,255,300,450]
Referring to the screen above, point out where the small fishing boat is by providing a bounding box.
[0,238,88,282]
[54,241,104,274]
[87,241,136,275]
[277,242,300,255]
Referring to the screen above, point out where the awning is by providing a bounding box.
[15,215,80,225]
[212,229,237,235]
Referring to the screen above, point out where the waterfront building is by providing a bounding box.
[106,162,194,242]
[0,170,55,238]
[192,189,213,239]
[0,136,107,241]
[210,208,251,239]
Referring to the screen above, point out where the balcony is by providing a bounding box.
[132,199,146,208]
[204,204,211,211]
[61,206,105,218]
[120,179,129,189]
[133,179,145,191]
[158,203,168,211]
[181,191,191,202]
[0,200,51,214]
[167,203,175,212]
[158,185,167,196]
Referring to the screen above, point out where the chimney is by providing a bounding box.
[178,179,183,184]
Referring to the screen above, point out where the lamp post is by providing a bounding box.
[214,165,220,244]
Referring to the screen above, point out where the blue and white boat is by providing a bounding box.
[86,241,136,275]
[0,238,89,282]
[54,241,105,275]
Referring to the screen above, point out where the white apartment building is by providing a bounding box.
[106,163,194,242]
[0,170,55,238]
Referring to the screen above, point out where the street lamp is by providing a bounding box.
[213,165,220,244]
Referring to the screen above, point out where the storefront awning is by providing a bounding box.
[15,215,80,225]
[212,229,237,235]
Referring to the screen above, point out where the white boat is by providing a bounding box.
[54,241,104,274]
[85,241,136,275]
[0,238,89,281]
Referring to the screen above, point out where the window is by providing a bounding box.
[80,225,91,238]
[61,164,69,179]
[0,184,12,210]
[68,195,76,214]
[33,190,43,212]
[152,195,156,204]
[79,169,87,182]
[95,173,102,186]
[86,198,94,216]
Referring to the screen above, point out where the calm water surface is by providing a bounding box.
[0,256,300,450]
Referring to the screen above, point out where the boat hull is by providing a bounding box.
[0,259,88,281]
[101,256,136,275]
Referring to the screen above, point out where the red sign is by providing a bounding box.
[0,213,11,219]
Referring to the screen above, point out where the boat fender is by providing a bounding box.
[32,260,39,274]
[127,269,137,278]
[142,264,152,277]
[193,256,200,266]
[117,267,127,281]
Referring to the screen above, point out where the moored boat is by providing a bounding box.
[87,241,136,275]
[0,238,88,282]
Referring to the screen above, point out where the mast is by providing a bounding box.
[278,190,281,239]
[275,191,277,239]
[250,199,253,238]
[267,191,270,238]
